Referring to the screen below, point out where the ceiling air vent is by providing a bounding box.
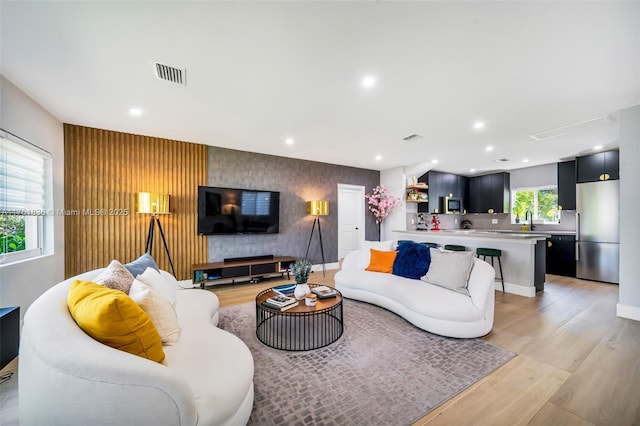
[154,62,186,86]
[402,134,423,141]
[530,115,615,141]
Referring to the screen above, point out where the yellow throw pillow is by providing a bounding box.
[67,280,165,363]
[365,249,397,273]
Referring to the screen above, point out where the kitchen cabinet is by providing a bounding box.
[576,150,619,183]
[557,160,576,210]
[417,171,468,214]
[469,172,510,213]
[546,234,576,277]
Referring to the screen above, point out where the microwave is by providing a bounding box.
[443,196,461,214]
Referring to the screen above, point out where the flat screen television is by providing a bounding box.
[197,186,280,235]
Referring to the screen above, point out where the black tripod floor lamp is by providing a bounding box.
[137,192,176,277]
[304,200,329,277]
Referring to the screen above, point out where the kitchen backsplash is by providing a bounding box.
[406,211,576,233]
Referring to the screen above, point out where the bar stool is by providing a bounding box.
[476,248,504,293]
[444,244,466,251]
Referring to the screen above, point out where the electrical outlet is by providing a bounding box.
[454,219,458,224]
[492,219,498,224]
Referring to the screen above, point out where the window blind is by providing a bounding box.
[0,130,51,214]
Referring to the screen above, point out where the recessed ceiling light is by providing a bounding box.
[375,155,382,161]
[432,159,438,164]
[485,146,494,152]
[285,138,294,146]
[362,75,376,88]
[522,159,529,163]
[129,108,143,116]
[470,169,476,173]
[594,145,603,150]
[473,121,485,130]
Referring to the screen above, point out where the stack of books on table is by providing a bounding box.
[272,284,296,297]
[311,286,337,299]
[262,294,299,311]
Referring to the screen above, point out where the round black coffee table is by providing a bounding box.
[255,284,343,351]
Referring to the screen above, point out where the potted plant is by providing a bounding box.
[291,259,313,300]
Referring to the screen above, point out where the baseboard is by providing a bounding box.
[504,282,536,298]
[310,262,339,273]
[616,303,640,321]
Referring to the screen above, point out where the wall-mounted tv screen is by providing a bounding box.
[197,186,280,235]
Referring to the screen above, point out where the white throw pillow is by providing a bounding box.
[360,240,394,251]
[137,267,177,307]
[421,248,474,296]
[129,280,181,345]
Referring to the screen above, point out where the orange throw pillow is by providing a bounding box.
[365,248,397,273]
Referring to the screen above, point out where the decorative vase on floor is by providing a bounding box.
[294,283,310,301]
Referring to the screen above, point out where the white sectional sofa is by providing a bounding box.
[19,268,254,426]
[335,247,496,338]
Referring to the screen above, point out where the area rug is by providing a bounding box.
[219,300,515,426]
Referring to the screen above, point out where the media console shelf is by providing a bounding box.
[192,256,297,288]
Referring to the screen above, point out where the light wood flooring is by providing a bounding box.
[1,272,638,425]
[211,271,640,426]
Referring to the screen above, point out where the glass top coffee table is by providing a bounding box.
[255,284,344,351]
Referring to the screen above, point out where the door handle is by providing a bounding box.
[575,242,579,261]
[576,213,580,241]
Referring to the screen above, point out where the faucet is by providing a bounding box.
[526,210,535,231]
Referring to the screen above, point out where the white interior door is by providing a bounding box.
[338,184,365,259]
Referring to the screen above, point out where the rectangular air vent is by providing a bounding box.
[402,134,423,141]
[154,62,186,86]
[530,115,615,141]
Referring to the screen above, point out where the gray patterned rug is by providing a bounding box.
[219,300,515,426]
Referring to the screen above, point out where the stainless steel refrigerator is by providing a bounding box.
[576,180,619,283]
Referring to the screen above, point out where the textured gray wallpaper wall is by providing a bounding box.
[206,147,379,263]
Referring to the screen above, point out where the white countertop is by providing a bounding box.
[395,229,550,242]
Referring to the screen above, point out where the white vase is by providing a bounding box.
[294,283,310,300]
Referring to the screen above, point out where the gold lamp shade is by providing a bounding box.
[137,192,170,214]
[307,200,329,216]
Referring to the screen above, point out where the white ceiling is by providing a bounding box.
[1,1,638,175]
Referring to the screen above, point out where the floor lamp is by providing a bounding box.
[137,192,176,277]
[304,200,329,277]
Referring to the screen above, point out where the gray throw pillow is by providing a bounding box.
[421,248,474,296]
[125,253,159,278]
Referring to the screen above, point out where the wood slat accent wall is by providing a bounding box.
[64,124,207,279]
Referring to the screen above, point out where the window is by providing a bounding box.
[511,185,560,224]
[0,129,52,264]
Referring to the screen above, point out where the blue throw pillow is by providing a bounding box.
[392,242,431,279]
[125,253,159,278]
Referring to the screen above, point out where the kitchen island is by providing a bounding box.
[394,230,549,297]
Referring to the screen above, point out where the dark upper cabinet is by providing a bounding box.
[604,150,619,180]
[546,234,576,277]
[469,175,491,213]
[418,171,469,214]
[469,172,510,213]
[576,150,619,183]
[557,160,576,210]
[418,171,439,213]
